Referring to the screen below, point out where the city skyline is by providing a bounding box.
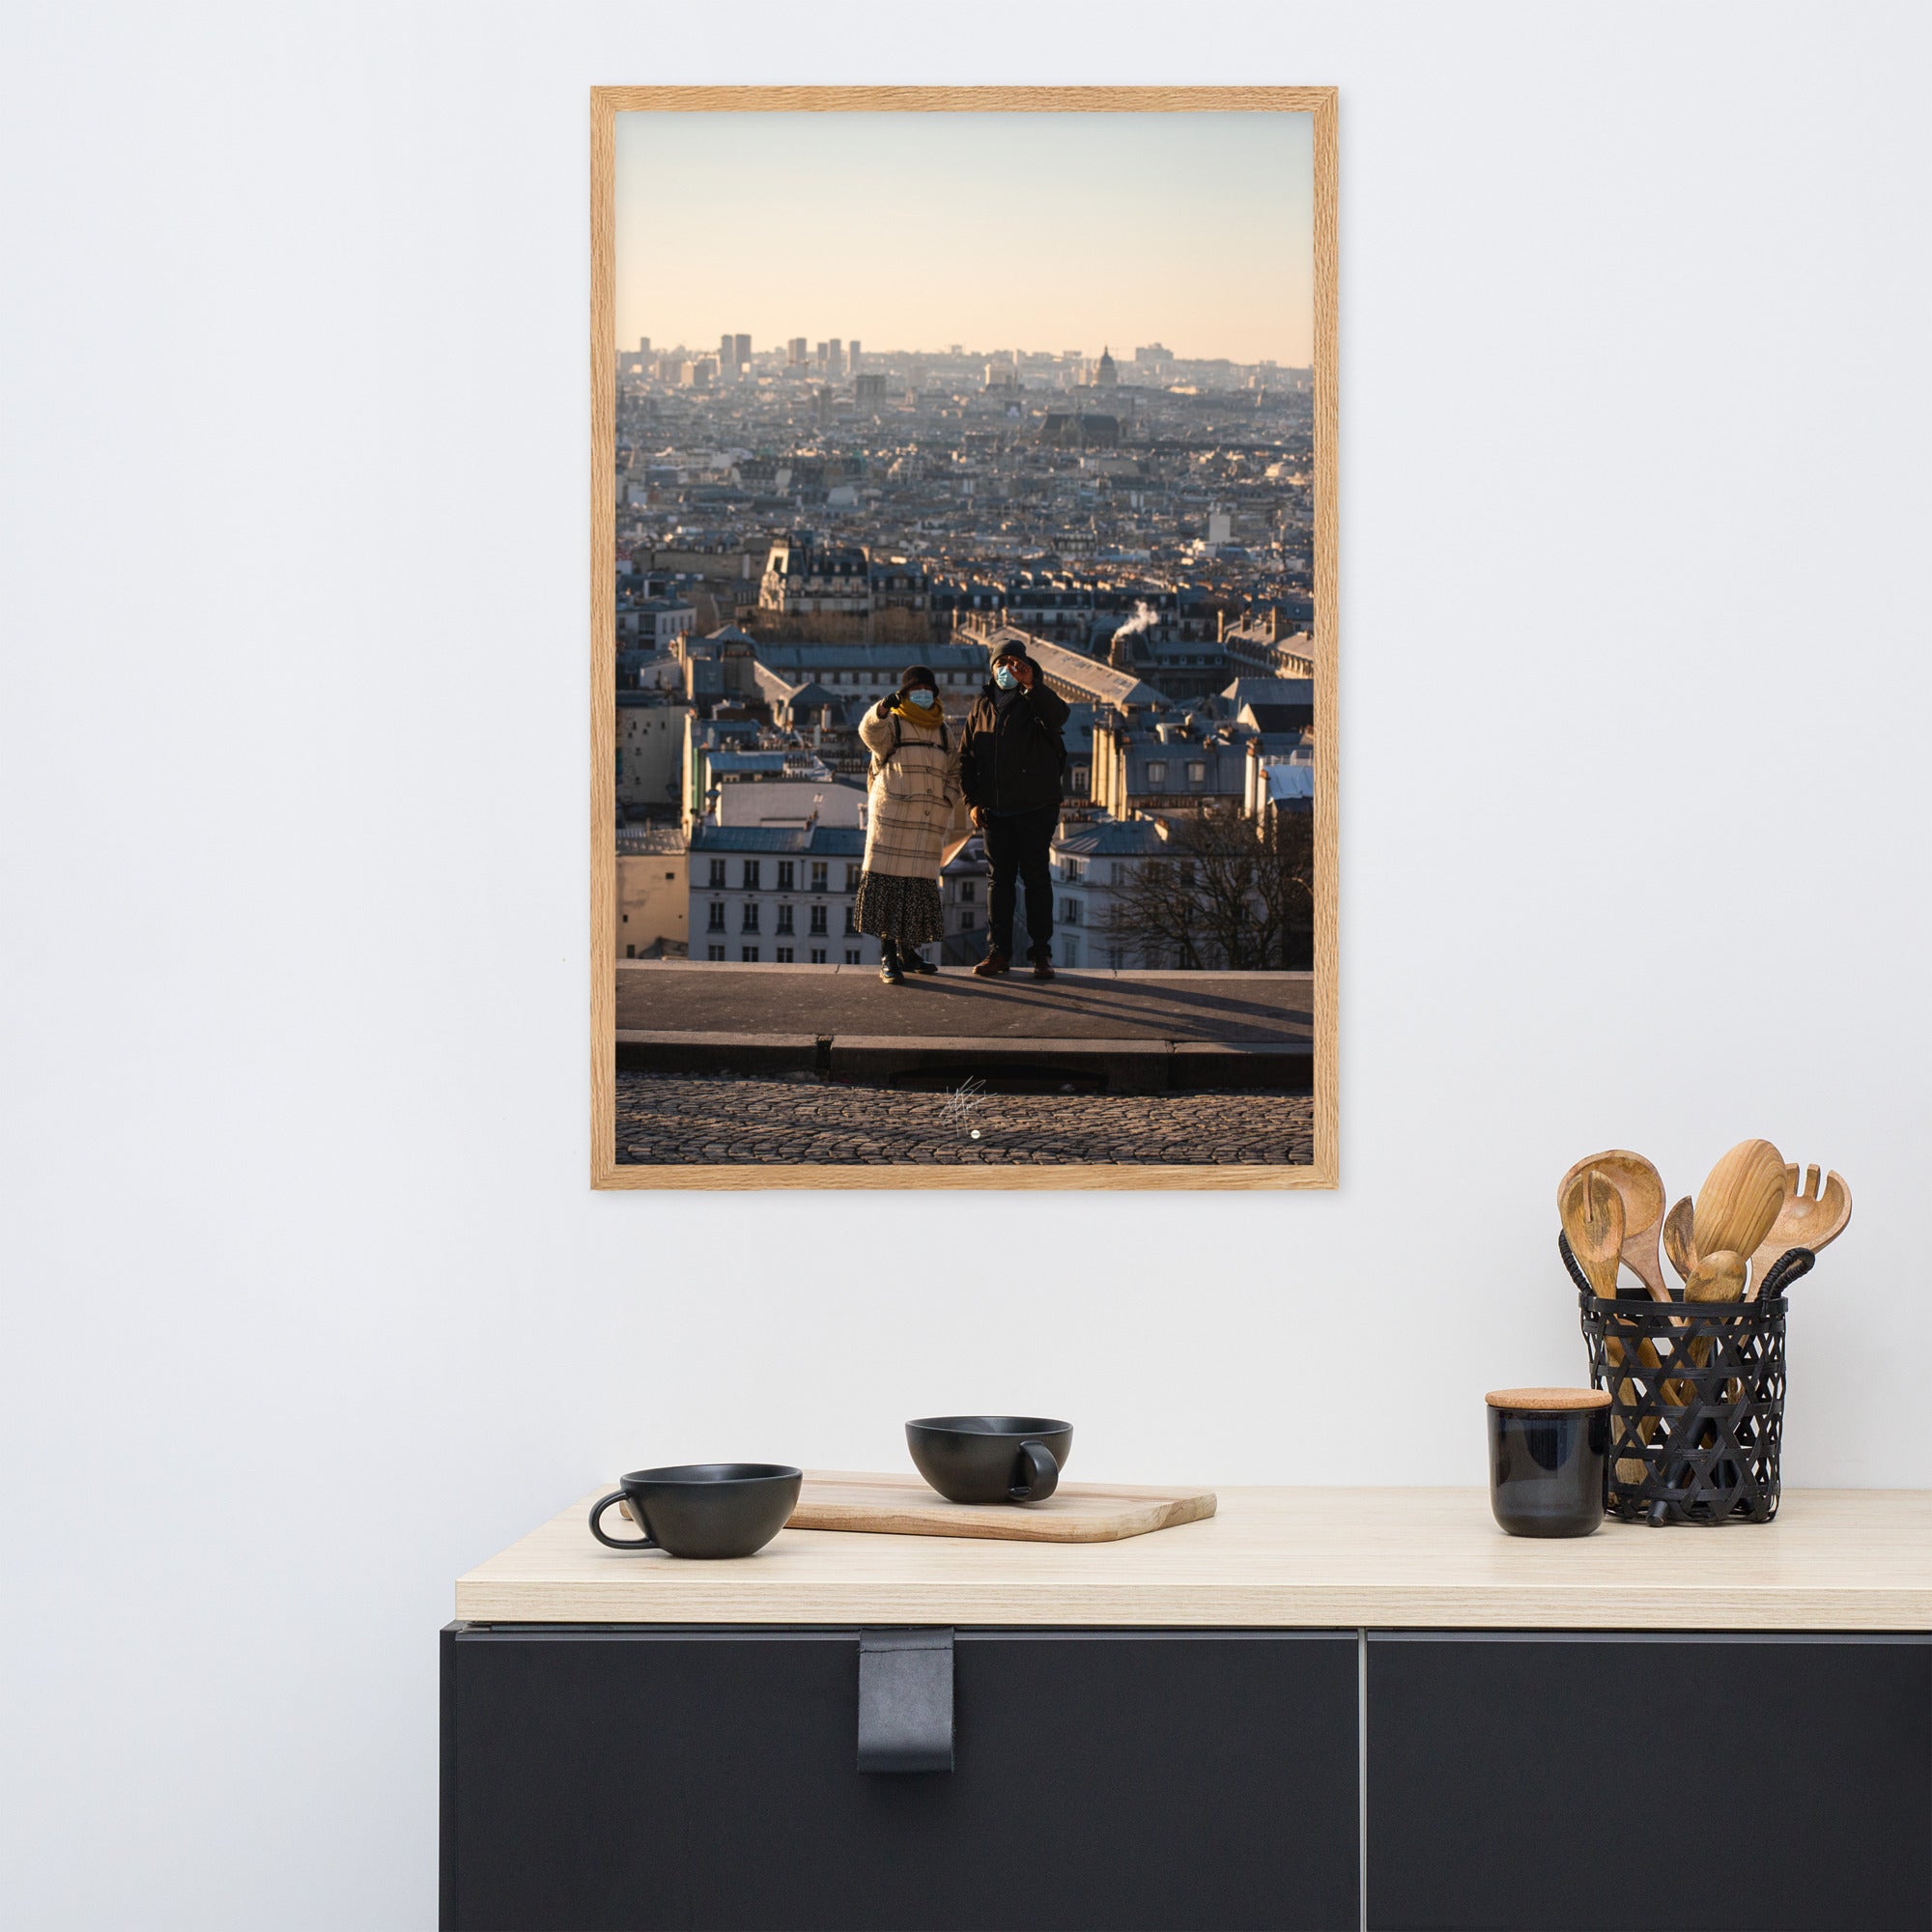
[622,334,1294,368]
[614,111,1313,366]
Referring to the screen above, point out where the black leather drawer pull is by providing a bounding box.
[857,1629,954,1773]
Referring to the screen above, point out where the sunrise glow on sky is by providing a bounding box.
[614,110,1313,366]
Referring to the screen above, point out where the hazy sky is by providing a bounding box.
[614,111,1312,366]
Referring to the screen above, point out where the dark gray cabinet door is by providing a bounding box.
[441,1625,1360,1932]
[1366,1633,1932,1931]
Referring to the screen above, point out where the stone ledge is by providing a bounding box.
[614,1030,819,1075]
[615,1030,1312,1094]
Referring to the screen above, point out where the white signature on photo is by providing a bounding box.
[941,1076,988,1138]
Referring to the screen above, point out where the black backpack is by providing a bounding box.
[875,712,951,774]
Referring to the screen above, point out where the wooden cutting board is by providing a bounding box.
[785,1470,1217,1544]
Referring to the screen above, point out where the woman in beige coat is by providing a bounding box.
[854,665,963,983]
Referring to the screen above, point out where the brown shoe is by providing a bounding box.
[972,951,1010,978]
[1031,954,1056,980]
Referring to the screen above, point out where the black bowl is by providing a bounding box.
[588,1462,802,1558]
[906,1416,1073,1505]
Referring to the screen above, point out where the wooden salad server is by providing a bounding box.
[1560,1168,1649,1482]
[1559,1167,1624,1297]
[1557,1151,1669,1301]
[1747,1166,1852,1299]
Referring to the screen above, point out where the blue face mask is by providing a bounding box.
[993,665,1019,691]
[906,687,936,708]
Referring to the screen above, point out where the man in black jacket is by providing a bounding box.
[957,641,1071,980]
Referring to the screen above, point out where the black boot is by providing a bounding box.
[901,944,937,975]
[878,940,904,985]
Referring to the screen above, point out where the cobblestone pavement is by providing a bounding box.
[615,1073,1314,1167]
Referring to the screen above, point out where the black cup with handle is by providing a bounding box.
[587,1463,803,1559]
[905,1416,1072,1505]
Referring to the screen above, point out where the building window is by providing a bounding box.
[960,880,976,902]
[1186,761,1207,785]
[845,863,861,892]
[743,859,761,890]
[843,907,858,934]
[707,902,725,932]
[776,947,794,962]
[741,903,759,931]
[741,946,759,962]
[776,905,794,934]
[707,943,726,960]
[960,911,975,929]
[810,906,828,935]
[708,858,726,888]
[844,949,861,964]
[810,948,827,963]
[625,944,635,958]
[776,860,794,890]
[1062,859,1082,881]
[810,861,828,891]
[1147,761,1167,785]
[1060,898,1082,925]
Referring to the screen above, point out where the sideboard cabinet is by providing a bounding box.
[443,1487,1932,1931]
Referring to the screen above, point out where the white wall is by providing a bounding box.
[4,3,1928,1925]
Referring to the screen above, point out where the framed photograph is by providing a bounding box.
[591,86,1336,1189]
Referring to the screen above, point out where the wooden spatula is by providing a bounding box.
[1692,1140,1787,1272]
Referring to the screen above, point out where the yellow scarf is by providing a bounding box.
[891,695,944,729]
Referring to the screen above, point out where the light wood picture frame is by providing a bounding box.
[591,86,1337,1189]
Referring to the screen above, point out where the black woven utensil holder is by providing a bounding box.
[1564,1234,1811,1526]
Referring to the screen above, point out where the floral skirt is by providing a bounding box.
[853,871,944,945]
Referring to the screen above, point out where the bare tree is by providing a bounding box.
[1100,804,1315,969]
[1100,851,1211,969]
[1253,804,1316,969]
[868,605,933,646]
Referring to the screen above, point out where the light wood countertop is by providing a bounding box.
[454,1482,1932,1631]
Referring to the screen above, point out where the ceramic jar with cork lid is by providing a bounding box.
[1485,1387,1609,1538]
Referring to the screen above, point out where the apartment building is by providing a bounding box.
[686,824,878,966]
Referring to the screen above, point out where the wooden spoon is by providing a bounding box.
[1655,1196,1701,1408]
[1559,1168,1624,1297]
[1662,1197,1698,1285]
[1692,1139,1787,1270]
[1747,1165,1852,1299]
[1683,1249,1747,1304]
[1557,1151,1669,1301]
[1661,1247,1748,1404]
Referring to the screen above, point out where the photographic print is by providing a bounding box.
[590,87,1337,1188]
